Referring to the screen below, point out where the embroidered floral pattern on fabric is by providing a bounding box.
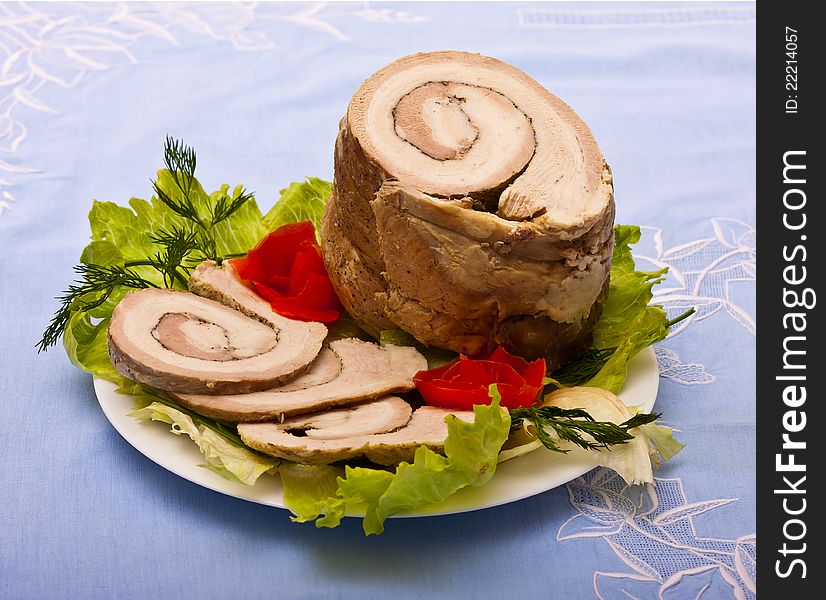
[559,468,756,599]
[636,218,755,338]
[655,348,715,386]
[0,1,426,216]
[632,218,755,386]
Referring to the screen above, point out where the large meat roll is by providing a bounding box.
[321,51,615,364]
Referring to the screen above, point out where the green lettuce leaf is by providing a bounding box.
[295,389,510,535]
[591,225,668,347]
[65,175,268,380]
[537,386,684,484]
[130,401,279,485]
[639,422,686,465]
[79,240,125,268]
[62,239,128,380]
[63,310,120,381]
[263,177,331,234]
[316,467,395,533]
[279,463,344,522]
[51,165,332,490]
[325,312,375,343]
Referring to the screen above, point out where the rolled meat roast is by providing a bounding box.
[322,51,615,364]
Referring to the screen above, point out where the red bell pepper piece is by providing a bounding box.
[413,347,546,410]
[230,221,342,323]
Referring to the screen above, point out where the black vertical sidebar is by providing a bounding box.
[756,0,823,595]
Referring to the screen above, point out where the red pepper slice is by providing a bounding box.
[413,347,546,410]
[230,221,342,323]
[233,221,315,283]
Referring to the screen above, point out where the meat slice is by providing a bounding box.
[279,396,413,439]
[188,260,327,334]
[108,288,326,395]
[170,338,427,422]
[321,51,615,363]
[362,406,475,466]
[238,402,475,465]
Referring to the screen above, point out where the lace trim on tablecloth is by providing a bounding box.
[517,5,755,29]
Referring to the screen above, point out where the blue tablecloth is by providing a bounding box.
[0,2,756,598]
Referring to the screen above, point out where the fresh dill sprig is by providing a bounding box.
[509,405,660,453]
[39,137,256,351]
[211,188,254,226]
[552,347,617,387]
[153,138,203,228]
[146,226,199,287]
[664,307,695,328]
[163,135,197,200]
[37,264,156,352]
[151,137,254,261]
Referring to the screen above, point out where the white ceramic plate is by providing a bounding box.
[95,345,659,517]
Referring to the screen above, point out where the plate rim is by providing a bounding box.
[94,345,660,519]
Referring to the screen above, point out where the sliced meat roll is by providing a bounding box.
[279,396,413,439]
[322,51,615,364]
[108,288,325,395]
[187,260,320,331]
[170,338,427,422]
[238,402,474,465]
